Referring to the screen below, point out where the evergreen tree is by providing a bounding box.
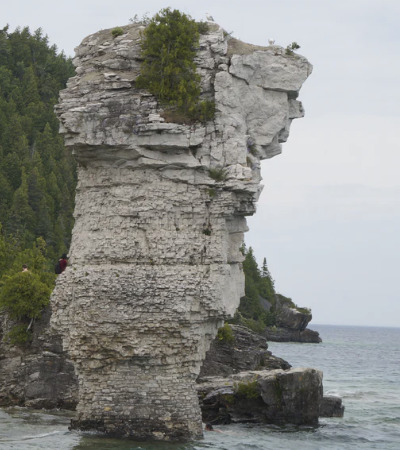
[7,169,35,241]
[0,271,51,321]
[136,8,214,122]
[21,65,40,106]
[230,246,278,332]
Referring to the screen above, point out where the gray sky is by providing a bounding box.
[4,0,400,327]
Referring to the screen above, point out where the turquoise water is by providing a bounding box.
[1,325,399,449]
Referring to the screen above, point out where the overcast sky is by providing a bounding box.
[4,0,400,327]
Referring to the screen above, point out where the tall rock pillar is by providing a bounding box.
[51,23,312,440]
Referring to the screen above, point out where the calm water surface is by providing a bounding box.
[1,325,399,449]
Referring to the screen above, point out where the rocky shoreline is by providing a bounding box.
[0,17,340,439]
[198,325,343,425]
[264,326,322,343]
[0,314,343,425]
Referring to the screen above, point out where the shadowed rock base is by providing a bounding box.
[70,390,203,441]
[70,419,202,441]
[69,371,203,440]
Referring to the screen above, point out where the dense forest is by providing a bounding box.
[0,25,76,276]
[0,26,76,343]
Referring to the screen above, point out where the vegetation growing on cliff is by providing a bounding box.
[136,8,214,122]
[0,26,76,270]
[230,246,310,333]
[285,42,301,56]
[111,27,124,38]
[208,167,227,182]
[216,322,235,344]
[229,246,277,332]
[234,377,260,399]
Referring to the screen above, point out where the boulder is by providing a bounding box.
[275,305,311,331]
[320,395,345,417]
[199,325,290,379]
[198,368,323,426]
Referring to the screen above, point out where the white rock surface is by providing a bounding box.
[51,22,312,440]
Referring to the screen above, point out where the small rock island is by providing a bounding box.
[49,15,312,440]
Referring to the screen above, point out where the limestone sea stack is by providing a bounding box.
[51,22,312,440]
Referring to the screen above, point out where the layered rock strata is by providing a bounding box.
[264,296,321,343]
[265,326,322,343]
[198,324,291,378]
[51,22,312,440]
[0,309,77,409]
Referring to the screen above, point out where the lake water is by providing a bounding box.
[1,324,399,449]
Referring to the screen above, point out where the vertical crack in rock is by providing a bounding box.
[51,23,312,440]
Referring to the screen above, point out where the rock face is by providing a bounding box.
[264,296,322,343]
[320,395,345,418]
[265,326,322,343]
[198,325,291,378]
[198,368,323,426]
[0,309,77,409]
[51,22,312,440]
[276,305,311,331]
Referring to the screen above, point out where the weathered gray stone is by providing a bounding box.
[198,368,322,426]
[229,49,313,93]
[198,325,291,378]
[0,309,78,409]
[51,21,311,440]
[275,304,311,331]
[265,326,322,343]
[320,395,345,417]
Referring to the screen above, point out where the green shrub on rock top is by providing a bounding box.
[217,322,235,344]
[136,8,214,122]
[111,27,124,38]
[285,41,301,56]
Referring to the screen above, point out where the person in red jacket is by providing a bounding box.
[59,254,68,273]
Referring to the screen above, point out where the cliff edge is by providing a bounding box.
[51,21,312,440]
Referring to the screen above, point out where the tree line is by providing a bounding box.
[0,25,76,273]
[0,26,76,343]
